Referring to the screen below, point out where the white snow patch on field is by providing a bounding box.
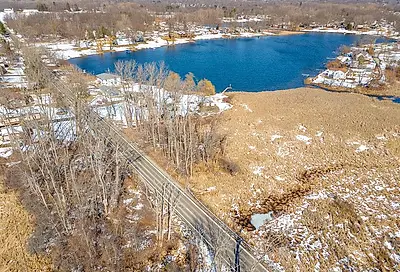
[123,198,134,205]
[298,125,307,132]
[271,134,283,142]
[205,186,216,192]
[252,166,264,176]
[296,135,312,144]
[376,135,386,140]
[356,145,369,153]
[240,104,253,112]
[0,147,13,158]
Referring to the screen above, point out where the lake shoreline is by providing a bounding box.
[49,30,306,60]
[226,84,400,104]
[60,27,399,61]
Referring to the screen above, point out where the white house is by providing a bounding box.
[96,73,121,86]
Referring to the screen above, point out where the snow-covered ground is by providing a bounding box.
[304,27,399,40]
[40,30,274,60]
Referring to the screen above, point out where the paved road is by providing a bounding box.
[51,78,270,272]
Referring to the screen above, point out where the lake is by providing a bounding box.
[70,33,363,92]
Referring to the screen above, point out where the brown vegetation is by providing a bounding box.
[114,60,225,176]
[0,170,52,271]
[180,87,400,270]
[0,47,193,271]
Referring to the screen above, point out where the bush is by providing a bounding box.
[197,79,216,95]
[219,158,240,175]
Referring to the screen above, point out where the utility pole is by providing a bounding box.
[233,236,243,272]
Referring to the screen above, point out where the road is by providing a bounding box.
[51,77,270,272]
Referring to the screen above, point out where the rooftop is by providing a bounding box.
[96,73,120,81]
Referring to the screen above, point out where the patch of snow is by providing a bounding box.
[0,147,13,158]
[271,134,283,142]
[376,135,386,141]
[205,186,216,192]
[298,124,307,132]
[355,145,369,153]
[132,203,144,210]
[296,135,312,144]
[123,198,134,205]
[240,104,253,112]
[305,191,329,200]
[252,166,264,176]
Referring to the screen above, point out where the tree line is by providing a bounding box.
[113,60,230,177]
[5,1,400,42]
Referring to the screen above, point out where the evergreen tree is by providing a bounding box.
[0,22,6,35]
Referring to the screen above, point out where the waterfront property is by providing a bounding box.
[312,43,400,89]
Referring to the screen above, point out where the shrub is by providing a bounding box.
[219,158,240,175]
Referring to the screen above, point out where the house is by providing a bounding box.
[99,85,121,97]
[96,73,121,86]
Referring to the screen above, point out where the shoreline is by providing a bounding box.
[45,30,341,60]
[225,85,400,104]
[44,31,286,60]
[51,28,398,61]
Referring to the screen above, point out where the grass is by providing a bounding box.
[0,171,52,271]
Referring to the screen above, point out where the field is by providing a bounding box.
[0,164,51,271]
[184,87,400,270]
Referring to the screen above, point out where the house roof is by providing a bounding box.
[99,85,121,96]
[96,73,120,81]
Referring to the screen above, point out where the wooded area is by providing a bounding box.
[114,60,227,176]
[0,47,206,271]
[4,1,400,41]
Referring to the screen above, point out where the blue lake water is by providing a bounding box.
[70,33,363,92]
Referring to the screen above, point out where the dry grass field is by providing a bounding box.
[183,87,400,270]
[0,167,51,271]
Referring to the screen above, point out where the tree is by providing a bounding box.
[36,3,49,12]
[184,72,196,92]
[0,21,6,35]
[165,71,181,91]
[197,79,216,95]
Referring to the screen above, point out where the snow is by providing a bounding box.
[205,186,216,192]
[123,198,134,205]
[0,147,13,158]
[271,134,283,142]
[296,135,312,144]
[252,166,264,176]
[208,93,232,112]
[355,145,369,153]
[298,125,307,132]
[376,135,386,141]
[240,103,253,112]
[42,30,278,60]
[132,203,144,210]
